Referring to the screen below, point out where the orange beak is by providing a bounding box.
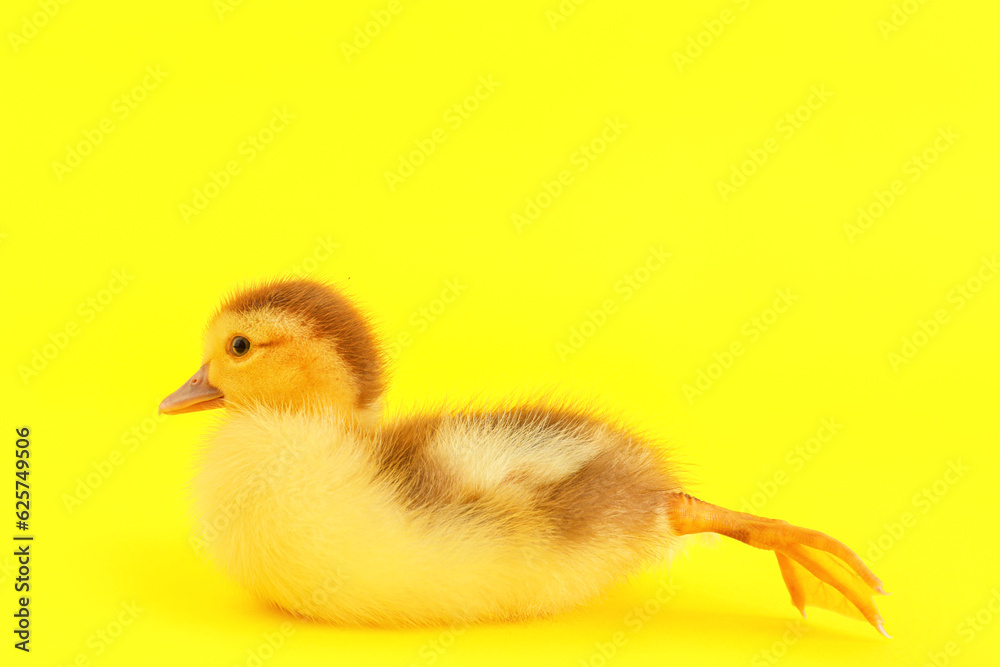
[159,363,225,415]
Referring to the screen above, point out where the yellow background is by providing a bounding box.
[3,0,998,665]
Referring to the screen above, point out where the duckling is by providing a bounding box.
[160,278,890,636]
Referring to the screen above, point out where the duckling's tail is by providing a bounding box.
[664,492,891,638]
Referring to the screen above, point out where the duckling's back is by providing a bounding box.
[193,404,684,626]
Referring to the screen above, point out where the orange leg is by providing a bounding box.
[665,492,890,638]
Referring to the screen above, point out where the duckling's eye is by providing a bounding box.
[230,336,251,357]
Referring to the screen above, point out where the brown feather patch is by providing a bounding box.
[221,278,385,410]
[538,447,669,543]
[373,414,458,509]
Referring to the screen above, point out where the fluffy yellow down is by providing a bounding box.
[192,405,680,627]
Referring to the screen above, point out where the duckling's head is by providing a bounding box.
[159,278,384,423]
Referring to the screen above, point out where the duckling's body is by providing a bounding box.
[196,404,678,625]
[162,278,890,635]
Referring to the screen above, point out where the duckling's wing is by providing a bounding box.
[372,406,681,549]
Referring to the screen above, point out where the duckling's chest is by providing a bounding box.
[191,414,385,576]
